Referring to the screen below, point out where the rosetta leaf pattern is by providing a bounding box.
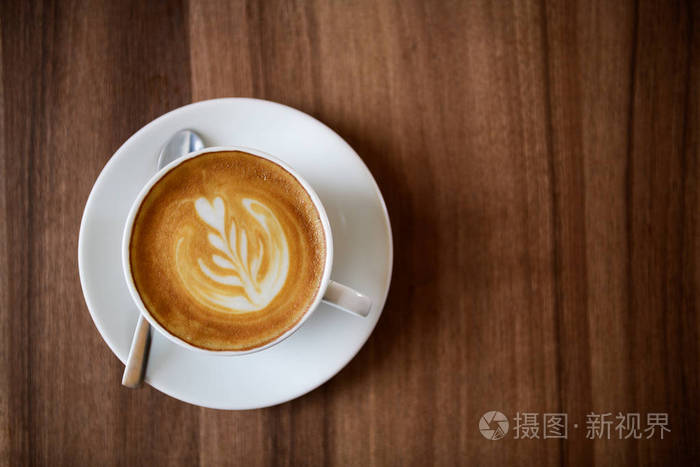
[183,196,289,312]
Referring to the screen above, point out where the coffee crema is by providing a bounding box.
[129,151,327,351]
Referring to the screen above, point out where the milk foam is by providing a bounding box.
[175,196,290,313]
[130,150,326,350]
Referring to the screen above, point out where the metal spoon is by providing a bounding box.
[121,129,205,388]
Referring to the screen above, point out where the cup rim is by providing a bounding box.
[121,145,334,356]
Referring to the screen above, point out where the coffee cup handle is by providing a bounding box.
[322,281,372,317]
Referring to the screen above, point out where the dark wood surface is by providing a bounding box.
[2,0,699,465]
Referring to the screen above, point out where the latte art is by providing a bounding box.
[176,196,290,313]
[129,151,326,351]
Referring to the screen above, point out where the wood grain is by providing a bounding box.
[1,0,698,465]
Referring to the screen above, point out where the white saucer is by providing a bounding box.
[78,98,393,409]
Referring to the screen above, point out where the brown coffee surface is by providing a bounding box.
[129,151,326,351]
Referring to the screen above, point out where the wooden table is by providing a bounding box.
[2,0,698,465]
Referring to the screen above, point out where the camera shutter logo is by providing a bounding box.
[479,411,509,440]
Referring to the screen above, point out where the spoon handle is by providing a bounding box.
[121,315,152,388]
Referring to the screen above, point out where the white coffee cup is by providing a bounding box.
[121,146,372,355]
